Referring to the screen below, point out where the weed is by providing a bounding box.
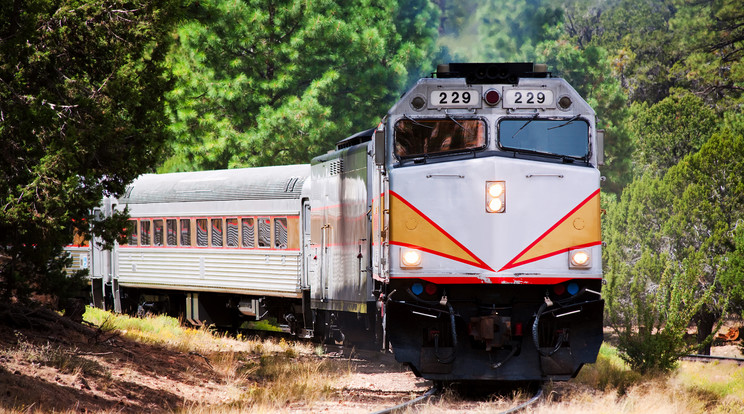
[673,360,744,411]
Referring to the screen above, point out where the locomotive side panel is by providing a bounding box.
[310,143,373,313]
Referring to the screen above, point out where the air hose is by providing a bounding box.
[532,300,566,357]
[433,303,457,364]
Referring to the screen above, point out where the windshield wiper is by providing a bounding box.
[445,110,464,129]
[403,114,434,129]
[547,114,581,130]
[511,113,540,139]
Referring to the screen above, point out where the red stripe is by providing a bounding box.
[503,241,602,268]
[499,189,600,271]
[390,191,494,272]
[390,241,491,270]
[390,275,601,285]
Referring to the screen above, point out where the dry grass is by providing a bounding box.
[81,307,346,412]
[529,345,744,414]
[83,307,314,355]
[4,308,742,413]
[403,344,744,414]
[183,355,344,413]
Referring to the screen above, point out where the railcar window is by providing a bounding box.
[166,219,177,246]
[125,220,138,246]
[211,218,223,247]
[258,217,271,248]
[153,219,164,246]
[180,219,191,246]
[394,118,486,157]
[242,218,255,248]
[140,220,151,246]
[226,218,239,247]
[274,218,288,249]
[196,219,208,247]
[498,118,589,159]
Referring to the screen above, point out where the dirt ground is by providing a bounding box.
[0,304,741,413]
[0,304,232,412]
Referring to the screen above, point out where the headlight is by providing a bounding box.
[569,249,591,268]
[488,182,504,197]
[486,181,506,213]
[488,198,503,212]
[400,248,422,268]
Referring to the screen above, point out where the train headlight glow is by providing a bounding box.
[569,249,591,268]
[488,198,503,212]
[488,182,504,198]
[401,248,422,268]
[486,181,506,213]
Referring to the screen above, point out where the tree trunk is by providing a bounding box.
[694,309,718,355]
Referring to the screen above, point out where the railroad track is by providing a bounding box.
[368,383,544,414]
[680,354,744,365]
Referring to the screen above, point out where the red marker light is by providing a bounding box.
[424,283,437,295]
[484,89,501,106]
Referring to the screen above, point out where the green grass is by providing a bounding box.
[674,360,744,413]
[83,306,230,353]
[242,318,283,332]
[574,344,644,394]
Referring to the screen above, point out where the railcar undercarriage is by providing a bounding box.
[384,279,604,381]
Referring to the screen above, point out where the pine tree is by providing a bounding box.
[0,0,180,301]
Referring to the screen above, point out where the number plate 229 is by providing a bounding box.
[429,89,480,108]
[503,89,555,108]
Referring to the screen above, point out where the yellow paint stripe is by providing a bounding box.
[389,192,492,271]
[501,189,601,270]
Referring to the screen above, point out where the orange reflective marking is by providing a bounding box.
[499,189,601,271]
[389,191,493,271]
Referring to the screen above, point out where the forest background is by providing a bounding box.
[1,0,743,373]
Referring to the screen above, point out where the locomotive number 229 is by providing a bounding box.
[503,88,555,108]
[429,89,480,109]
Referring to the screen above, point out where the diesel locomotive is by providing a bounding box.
[67,63,605,382]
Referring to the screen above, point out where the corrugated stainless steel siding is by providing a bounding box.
[116,248,301,295]
[65,247,89,277]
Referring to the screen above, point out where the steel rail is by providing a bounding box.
[681,354,744,365]
[499,385,544,414]
[369,385,439,414]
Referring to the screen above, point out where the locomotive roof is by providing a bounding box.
[121,164,310,204]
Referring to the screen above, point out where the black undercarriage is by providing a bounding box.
[385,279,604,381]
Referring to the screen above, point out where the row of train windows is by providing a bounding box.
[124,217,289,249]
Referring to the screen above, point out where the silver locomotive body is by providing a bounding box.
[378,63,604,381]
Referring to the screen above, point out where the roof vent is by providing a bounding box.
[329,159,344,176]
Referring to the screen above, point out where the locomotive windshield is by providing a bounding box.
[499,118,589,159]
[394,118,486,158]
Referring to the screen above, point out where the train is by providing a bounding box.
[66,62,605,382]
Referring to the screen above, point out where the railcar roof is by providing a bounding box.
[121,164,311,204]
